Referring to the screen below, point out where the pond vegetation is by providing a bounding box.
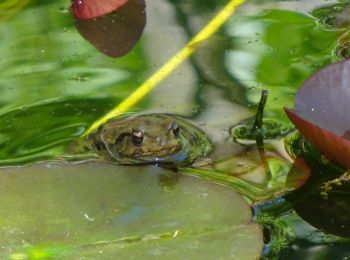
[1,0,350,259]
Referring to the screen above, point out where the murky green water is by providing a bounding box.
[0,0,350,259]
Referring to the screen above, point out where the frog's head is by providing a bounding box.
[87,114,212,165]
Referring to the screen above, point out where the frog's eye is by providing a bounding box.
[131,129,144,146]
[169,121,180,137]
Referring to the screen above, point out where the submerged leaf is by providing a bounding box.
[182,147,310,203]
[0,161,263,259]
[71,0,129,20]
[285,60,350,169]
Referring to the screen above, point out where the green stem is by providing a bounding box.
[251,90,271,179]
[252,90,268,147]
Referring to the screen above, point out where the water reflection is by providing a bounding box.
[0,99,115,164]
[224,9,338,121]
[168,2,340,127]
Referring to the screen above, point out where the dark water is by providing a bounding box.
[0,0,349,259]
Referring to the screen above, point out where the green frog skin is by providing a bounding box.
[87,113,213,166]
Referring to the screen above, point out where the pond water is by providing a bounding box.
[0,0,350,259]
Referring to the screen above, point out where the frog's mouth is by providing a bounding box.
[107,136,192,165]
[131,142,190,165]
[131,145,180,157]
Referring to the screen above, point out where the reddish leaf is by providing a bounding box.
[285,108,350,169]
[285,59,350,169]
[75,0,146,57]
[71,0,129,20]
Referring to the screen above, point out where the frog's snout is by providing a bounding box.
[157,135,180,147]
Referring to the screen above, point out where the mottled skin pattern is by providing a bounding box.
[88,114,212,165]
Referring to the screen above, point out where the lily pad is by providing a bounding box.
[285,59,350,169]
[0,161,263,259]
[231,118,293,144]
[311,2,349,29]
[182,148,310,203]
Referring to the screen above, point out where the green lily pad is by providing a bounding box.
[182,149,310,203]
[0,161,263,259]
[231,118,293,144]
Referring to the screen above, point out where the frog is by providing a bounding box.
[87,113,213,166]
[83,112,309,202]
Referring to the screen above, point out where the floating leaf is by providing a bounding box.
[311,2,349,29]
[75,0,146,57]
[311,3,350,61]
[0,161,263,259]
[71,0,129,20]
[182,148,310,203]
[231,118,293,145]
[285,59,350,169]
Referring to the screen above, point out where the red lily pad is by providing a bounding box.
[75,0,146,57]
[71,0,129,20]
[285,59,350,169]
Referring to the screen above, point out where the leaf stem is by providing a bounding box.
[252,90,271,179]
[252,90,268,146]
